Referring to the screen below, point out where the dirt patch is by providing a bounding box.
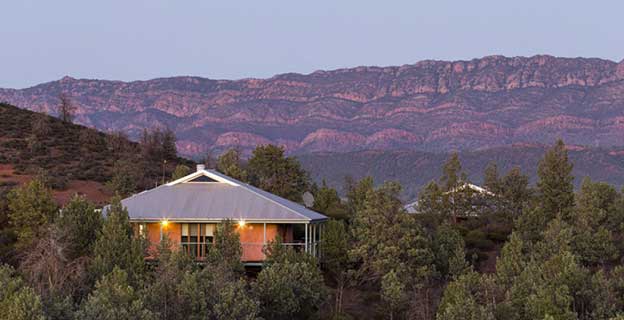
[0,164,112,206]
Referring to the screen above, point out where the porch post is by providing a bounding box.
[318,223,322,260]
[304,222,309,253]
[159,223,163,241]
[312,223,316,257]
[263,223,267,259]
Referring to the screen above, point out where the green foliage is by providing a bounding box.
[312,180,348,220]
[499,166,532,217]
[7,177,57,249]
[0,264,45,320]
[253,254,326,320]
[76,267,154,320]
[441,152,465,192]
[170,164,191,181]
[247,144,311,202]
[344,176,374,217]
[143,235,197,320]
[90,197,145,287]
[380,270,409,319]
[537,140,575,221]
[106,160,139,197]
[321,219,350,317]
[212,279,259,320]
[483,161,501,194]
[350,181,434,292]
[495,233,526,289]
[217,148,248,182]
[434,223,470,279]
[208,220,243,273]
[437,271,493,320]
[322,219,349,281]
[57,195,102,259]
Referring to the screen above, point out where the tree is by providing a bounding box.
[212,279,259,320]
[434,223,469,279]
[161,127,178,161]
[483,161,501,194]
[344,176,374,218]
[437,272,493,320]
[438,153,475,220]
[495,233,526,290]
[19,225,88,307]
[76,267,154,320]
[537,140,575,221]
[381,270,409,320]
[208,220,243,274]
[106,160,139,197]
[0,264,45,320]
[499,167,532,217]
[170,164,191,181]
[57,195,102,259]
[7,177,57,249]
[253,254,326,320]
[144,235,195,320]
[217,148,248,182]
[312,180,348,220]
[247,145,311,202]
[57,92,77,123]
[322,219,350,316]
[350,181,434,307]
[90,197,145,287]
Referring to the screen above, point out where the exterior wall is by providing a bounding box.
[143,222,181,254]
[136,221,295,262]
[238,223,277,261]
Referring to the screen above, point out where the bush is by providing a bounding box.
[465,230,495,250]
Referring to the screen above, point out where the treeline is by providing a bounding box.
[307,140,624,319]
[1,139,624,319]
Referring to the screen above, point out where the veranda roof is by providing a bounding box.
[117,169,327,223]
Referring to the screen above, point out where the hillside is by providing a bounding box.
[1,55,624,156]
[298,145,624,201]
[0,102,192,205]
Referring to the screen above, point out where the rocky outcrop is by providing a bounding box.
[1,55,624,156]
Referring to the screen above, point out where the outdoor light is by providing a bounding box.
[238,220,246,227]
[161,219,169,227]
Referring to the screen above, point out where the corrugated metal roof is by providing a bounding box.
[119,169,327,223]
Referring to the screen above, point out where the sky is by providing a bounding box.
[2,0,623,89]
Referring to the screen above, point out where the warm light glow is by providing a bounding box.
[161,220,169,227]
[238,220,246,227]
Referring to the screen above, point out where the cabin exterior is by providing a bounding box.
[118,165,327,264]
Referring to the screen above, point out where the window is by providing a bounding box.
[187,175,218,183]
[136,223,147,238]
[181,223,215,258]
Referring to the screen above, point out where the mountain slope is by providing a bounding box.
[0,102,192,204]
[2,55,624,156]
[298,145,624,201]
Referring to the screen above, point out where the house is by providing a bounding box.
[117,165,327,265]
[404,183,495,215]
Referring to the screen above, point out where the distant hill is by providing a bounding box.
[1,55,624,156]
[298,145,624,201]
[0,103,192,205]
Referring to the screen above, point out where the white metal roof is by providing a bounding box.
[119,169,327,223]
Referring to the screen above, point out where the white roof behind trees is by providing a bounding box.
[118,168,327,223]
[404,182,494,214]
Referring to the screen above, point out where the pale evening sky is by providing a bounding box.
[1,0,623,88]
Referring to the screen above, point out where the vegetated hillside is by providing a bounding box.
[298,145,624,201]
[1,55,624,156]
[0,102,192,204]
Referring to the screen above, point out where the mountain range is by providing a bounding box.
[1,55,624,198]
[2,55,624,157]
